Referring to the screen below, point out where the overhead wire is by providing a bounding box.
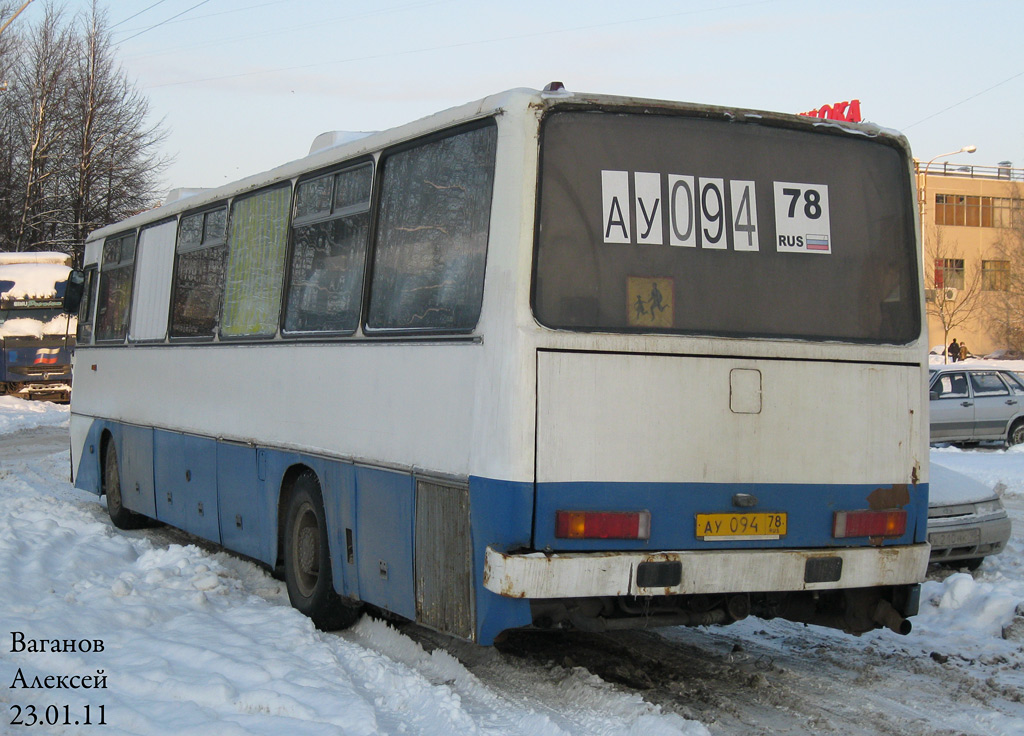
[117,0,293,38]
[123,0,451,61]
[903,70,1024,130]
[115,0,214,45]
[110,0,172,30]
[143,0,774,89]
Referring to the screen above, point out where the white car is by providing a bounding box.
[928,464,1011,569]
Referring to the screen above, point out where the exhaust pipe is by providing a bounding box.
[872,599,912,635]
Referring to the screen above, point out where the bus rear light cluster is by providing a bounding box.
[833,509,907,539]
[555,510,651,540]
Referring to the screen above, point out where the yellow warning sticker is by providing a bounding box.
[627,277,673,328]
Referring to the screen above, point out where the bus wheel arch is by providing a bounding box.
[99,430,149,530]
[279,467,361,630]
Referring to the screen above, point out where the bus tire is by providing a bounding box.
[283,471,361,630]
[103,440,150,530]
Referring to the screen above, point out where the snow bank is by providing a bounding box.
[924,452,1024,650]
[0,396,69,434]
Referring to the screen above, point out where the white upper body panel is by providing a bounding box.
[75,87,927,485]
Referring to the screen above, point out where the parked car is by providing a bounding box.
[928,464,1011,569]
[929,364,1024,445]
[983,348,1024,361]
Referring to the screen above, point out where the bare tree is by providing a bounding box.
[13,2,75,251]
[0,1,169,261]
[0,1,21,243]
[66,0,168,249]
[925,230,986,362]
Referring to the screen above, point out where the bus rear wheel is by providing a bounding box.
[103,440,150,530]
[283,471,361,630]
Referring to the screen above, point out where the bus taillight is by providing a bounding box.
[832,510,907,539]
[555,510,651,540]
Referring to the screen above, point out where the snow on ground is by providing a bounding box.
[926,446,1024,646]
[0,400,705,736]
[1,396,1023,735]
[923,356,1024,655]
[0,396,71,434]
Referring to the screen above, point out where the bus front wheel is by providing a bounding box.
[283,471,361,630]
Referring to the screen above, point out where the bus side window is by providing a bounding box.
[367,123,497,332]
[283,163,372,334]
[129,220,178,342]
[94,233,137,343]
[221,184,292,338]
[170,208,228,339]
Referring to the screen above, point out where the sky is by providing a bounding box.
[14,0,1024,194]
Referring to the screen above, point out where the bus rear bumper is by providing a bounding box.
[483,543,931,599]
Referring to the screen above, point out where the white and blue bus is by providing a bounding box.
[70,86,929,644]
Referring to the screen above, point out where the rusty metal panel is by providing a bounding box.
[415,480,475,640]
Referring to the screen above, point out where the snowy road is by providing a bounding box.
[1,399,1022,735]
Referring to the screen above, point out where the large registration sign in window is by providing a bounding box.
[533,110,919,342]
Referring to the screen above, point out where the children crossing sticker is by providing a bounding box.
[627,277,673,328]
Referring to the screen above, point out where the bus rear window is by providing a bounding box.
[533,111,920,343]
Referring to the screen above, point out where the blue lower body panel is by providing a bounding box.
[73,418,533,644]
[74,418,923,645]
[533,480,929,551]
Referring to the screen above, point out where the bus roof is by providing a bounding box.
[84,86,908,244]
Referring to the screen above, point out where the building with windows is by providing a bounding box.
[916,160,1023,356]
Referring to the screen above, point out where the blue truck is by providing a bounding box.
[0,252,75,402]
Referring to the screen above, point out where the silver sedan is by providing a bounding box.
[928,464,1011,570]
[929,365,1024,445]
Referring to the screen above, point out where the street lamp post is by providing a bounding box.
[918,145,977,227]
